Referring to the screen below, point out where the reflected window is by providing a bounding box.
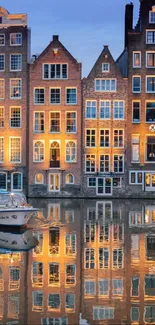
[65,233,76,255]
[48,263,59,286]
[48,294,60,310]
[0,294,3,319]
[66,265,76,285]
[112,224,124,241]
[99,279,109,296]
[32,262,43,286]
[145,275,155,296]
[9,266,20,290]
[99,248,109,269]
[32,291,43,311]
[33,232,43,255]
[8,294,19,319]
[48,204,60,222]
[85,248,95,269]
[145,306,155,323]
[65,294,75,311]
[131,307,139,322]
[84,222,95,242]
[131,234,140,260]
[112,279,123,296]
[147,235,155,260]
[99,224,109,242]
[87,207,96,221]
[84,280,96,296]
[49,227,60,255]
[12,172,22,191]
[41,318,68,325]
[113,249,123,269]
[131,277,139,297]
[97,202,112,220]
[65,209,74,223]
[0,267,3,291]
[93,307,114,320]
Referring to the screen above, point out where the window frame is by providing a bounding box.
[49,111,61,133]
[10,78,22,100]
[85,154,96,173]
[85,128,96,148]
[129,171,143,185]
[65,140,77,163]
[113,129,124,148]
[132,100,140,123]
[0,137,4,162]
[42,63,68,80]
[146,30,155,44]
[65,173,74,184]
[33,140,45,163]
[49,87,61,105]
[9,136,21,163]
[34,88,45,105]
[10,33,22,46]
[149,9,155,24]
[113,154,124,173]
[10,54,22,72]
[100,100,111,119]
[65,111,77,133]
[66,87,77,105]
[85,100,97,119]
[0,106,4,128]
[131,134,140,163]
[102,62,110,72]
[35,173,44,184]
[95,78,116,92]
[133,51,141,68]
[113,100,125,120]
[146,75,155,93]
[33,111,45,134]
[132,76,141,93]
[146,51,155,68]
[0,54,4,72]
[10,106,21,129]
[11,172,23,191]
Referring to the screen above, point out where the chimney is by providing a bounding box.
[53,35,59,41]
[125,3,133,48]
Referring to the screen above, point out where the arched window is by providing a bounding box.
[33,141,44,162]
[50,141,60,168]
[35,173,44,184]
[66,173,74,184]
[11,172,22,191]
[66,141,76,162]
[0,172,7,190]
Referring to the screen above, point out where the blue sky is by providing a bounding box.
[2,0,139,76]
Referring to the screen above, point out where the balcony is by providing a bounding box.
[50,160,60,168]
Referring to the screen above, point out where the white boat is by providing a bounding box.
[0,227,38,251]
[0,190,38,226]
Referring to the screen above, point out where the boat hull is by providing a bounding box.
[0,208,38,226]
[0,229,38,251]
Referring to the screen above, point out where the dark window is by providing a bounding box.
[147,77,155,92]
[133,102,140,123]
[146,136,155,161]
[146,102,155,122]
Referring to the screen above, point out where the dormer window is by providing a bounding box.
[102,63,110,72]
[149,6,155,23]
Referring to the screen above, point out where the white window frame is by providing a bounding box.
[33,111,45,134]
[95,78,116,92]
[65,264,76,286]
[42,63,68,80]
[66,87,77,105]
[131,134,140,163]
[99,247,109,269]
[145,135,155,162]
[49,111,61,133]
[0,106,4,127]
[84,280,96,296]
[10,54,22,72]
[149,8,155,24]
[85,128,96,147]
[0,172,7,190]
[65,111,77,133]
[48,173,60,192]
[100,129,110,147]
[0,79,4,99]
[48,293,61,311]
[34,88,45,105]
[129,171,144,185]
[98,279,109,297]
[87,177,96,187]
[112,278,123,296]
[33,140,45,163]
[10,106,21,128]
[65,173,74,184]
[49,87,61,105]
[146,51,155,68]
[31,261,44,287]
[32,290,43,312]
[11,172,23,191]
[65,140,77,163]
[84,248,95,269]
[99,155,110,173]
[113,129,124,148]
[35,173,44,184]
[133,51,141,68]
[0,54,4,72]
[113,154,124,173]
[9,136,21,163]
[65,293,75,311]
[10,33,22,46]
[0,137,4,162]
[113,100,125,120]
[48,262,60,286]
[132,100,140,123]
[93,306,114,320]
[85,154,96,173]
[146,30,155,44]
[132,76,141,93]
[100,100,111,119]
[146,75,155,93]
[0,34,5,46]
[10,78,22,99]
[102,62,110,72]
[85,100,97,119]
[112,248,124,269]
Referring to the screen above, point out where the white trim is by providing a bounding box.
[113,100,125,120]
[85,99,97,119]
[33,140,45,163]
[133,51,141,68]
[95,78,116,92]
[146,29,155,44]
[0,136,4,162]
[10,33,22,46]
[146,51,155,68]
[49,111,61,134]
[33,87,45,105]
[132,100,141,123]
[149,9,155,24]
[33,111,45,134]
[131,134,140,163]
[42,63,68,80]
[10,106,21,129]
[85,154,96,173]
[10,78,22,100]
[49,87,61,105]
[48,173,60,192]
[129,171,144,185]
[65,87,77,105]
[11,172,23,191]
[99,100,111,120]
[113,129,124,148]
[65,264,76,286]
[35,173,44,184]
[65,111,77,133]
[102,62,110,72]
[65,173,74,184]
[113,154,124,173]
[96,177,112,196]
[9,136,21,163]
[99,154,110,173]
[146,75,155,93]
[0,171,7,190]
[145,134,155,163]
[99,128,110,148]
[0,34,5,46]
[132,75,141,93]
[85,128,96,148]
[65,140,77,163]
[10,53,22,72]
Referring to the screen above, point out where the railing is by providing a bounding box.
[50,160,60,168]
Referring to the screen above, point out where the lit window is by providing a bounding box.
[102,63,110,72]
[0,107,4,127]
[0,138,4,162]
[9,137,21,163]
[114,155,124,173]
[65,233,76,255]
[10,54,22,71]
[66,88,77,104]
[113,101,124,119]
[145,306,155,323]
[99,248,109,269]
[113,248,123,268]
[100,155,110,173]
[35,173,44,184]
[66,112,76,133]
[149,8,155,23]
[85,155,96,173]
[49,112,60,133]
[99,225,109,242]
[100,129,110,147]
[132,101,140,123]
[132,76,141,93]
[34,88,44,104]
[85,101,96,118]
[0,34,5,46]
[66,173,74,184]
[100,101,111,119]
[50,88,61,104]
[95,79,116,91]
[146,52,155,67]
[10,107,21,128]
[132,135,140,162]
[146,76,155,92]
[49,227,60,255]
[86,129,96,147]
[0,54,4,71]
[65,264,76,285]
[133,52,141,68]
[10,33,22,46]
[48,263,59,285]
[113,129,124,147]
[0,79,4,99]
[10,79,22,99]
[33,141,44,162]
[11,172,22,191]
[34,112,44,133]
[66,141,76,162]
[130,171,143,185]
[85,248,95,269]
[43,63,67,79]
[131,307,139,322]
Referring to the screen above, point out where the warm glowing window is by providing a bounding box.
[10,107,21,128]
[33,141,44,162]
[100,129,110,147]
[130,171,143,184]
[100,155,110,173]
[66,112,76,133]
[132,76,141,93]
[133,52,141,68]
[32,262,43,286]
[43,63,67,79]
[85,155,96,173]
[10,54,22,71]
[86,129,96,147]
[66,141,76,162]
[10,33,22,46]
[99,225,109,242]
[84,280,96,296]
[95,79,116,91]
[0,107,4,127]
[85,101,96,118]
[34,112,44,133]
[0,54,4,71]
[113,129,124,147]
[65,233,76,255]
[132,101,140,123]
[66,173,74,184]
[113,155,124,173]
[65,264,76,285]
[10,79,22,99]
[0,138,4,162]
[35,173,44,184]
[48,263,59,285]
[66,88,77,104]
[113,101,124,119]
[99,248,109,269]
[50,88,61,104]
[12,172,22,191]
[85,248,95,269]
[49,112,60,133]
[34,88,45,104]
[49,174,60,192]
[113,248,123,268]
[146,52,155,67]
[0,79,4,99]
[0,34,5,46]
[132,135,140,162]
[9,137,21,163]
[48,294,60,310]
[32,291,43,311]
[100,101,111,119]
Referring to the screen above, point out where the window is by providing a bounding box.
[131,277,139,296]
[95,79,116,91]
[145,306,155,323]
[0,54,4,71]
[10,107,21,128]
[113,129,124,147]
[49,174,60,192]
[87,177,96,187]
[34,112,44,133]
[34,88,45,104]
[65,233,76,255]
[130,171,143,184]
[97,201,112,220]
[131,307,139,322]
[146,52,155,67]
[32,291,43,311]
[146,30,155,44]
[132,101,140,123]
[33,232,43,255]
[49,112,60,133]
[66,112,76,133]
[66,265,76,285]
[9,266,20,290]
[86,129,96,147]
[100,155,110,173]
[42,318,67,325]
[85,248,95,269]
[49,227,60,255]
[114,155,124,173]
[113,248,123,268]
[0,107,4,127]
[66,173,74,184]
[132,135,140,162]
[100,101,111,119]
[133,52,141,68]
[0,137,4,162]
[0,34,5,46]
[100,129,110,147]
[43,63,67,79]
[35,173,44,184]
[9,137,21,163]
[50,88,60,104]
[145,275,155,296]
[99,248,109,269]
[85,101,96,118]
[87,207,96,221]
[113,177,121,188]
[10,79,21,99]
[48,294,60,310]
[150,8,155,23]
[32,262,43,286]
[10,54,22,71]
[10,33,22,46]
[84,280,96,296]
[66,88,77,104]
[0,173,6,189]
[11,172,22,191]
[48,263,59,285]
[102,62,110,72]
[66,141,76,162]
[65,209,74,223]
[99,279,109,296]
[113,101,124,119]
[33,141,44,162]
[93,307,114,320]
[99,225,109,242]
[112,279,123,295]
[8,294,19,319]
[146,76,155,92]
[113,224,124,241]
[146,136,155,161]
[85,222,96,242]
[48,204,60,222]
[146,102,155,122]
[85,155,96,173]
[0,79,4,99]
[65,294,75,311]
[132,76,141,93]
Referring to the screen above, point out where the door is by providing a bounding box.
[49,174,60,192]
[96,177,112,196]
[145,173,155,191]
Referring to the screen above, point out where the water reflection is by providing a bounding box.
[1,199,155,324]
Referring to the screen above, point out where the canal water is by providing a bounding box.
[1,198,155,325]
